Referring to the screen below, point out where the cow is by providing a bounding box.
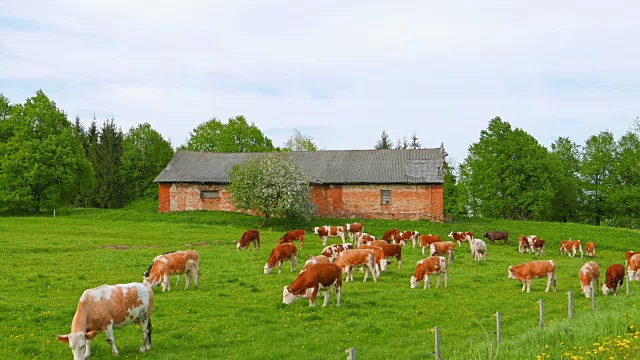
[335,249,378,283]
[278,229,306,249]
[507,260,556,293]
[303,255,332,270]
[517,236,531,254]
[283,262,343,307]
[586,242,596,257]
[625,251,640,266]
[357,244,388,275]
[579,261,600,298]
[396,230,419,247]
[237,229,260,250]
[469,238,487,262]
[602,264,625,296]
[628,254,640,282]
[430,241,455,263]
[526,235,539,247]
[313,226,345,246]
[560,240,583,258]
[420,234,441,255]
[382,228,400,242]
[56,283,153,359]
[143,250,199,292]
[345,222,364,243]
[264,243,298,275]
[532,238,546,256]
[356,232,377,245]
[410,256,448,289]
[371,242,403,269]
[321,243,353,261]
[483,231,509,245]
[448,231,473,247]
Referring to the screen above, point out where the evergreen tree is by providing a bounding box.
[375,130,392,149]
[93,118,125,208]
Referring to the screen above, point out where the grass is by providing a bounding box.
[2,200,640,359]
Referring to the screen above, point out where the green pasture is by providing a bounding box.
[2,202,640,359]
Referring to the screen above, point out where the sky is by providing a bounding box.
[1,1,639,165]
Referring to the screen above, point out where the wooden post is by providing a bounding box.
[539,299,544,329]
[568,291,573,319]
[496,312,502,343]
[347,347,356,360]
[434,326,441,360]
[591,281,596,310]
[53,209,56,218]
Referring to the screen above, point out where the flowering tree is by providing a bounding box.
[227,153,316,226]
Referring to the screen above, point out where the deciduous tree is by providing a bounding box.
[283,128,318,151]
[185,115,274,152]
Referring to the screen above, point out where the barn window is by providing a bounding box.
[381,190,391,205]
[200,190,220,199]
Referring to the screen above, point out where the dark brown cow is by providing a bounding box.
[278,230,306,249]
[237,229,260,250]
[283,262,342,307]
[483,231,509,245]
[372,243,402,269]
[382,228,400,242]
[602,264,625,296]
[532,238,546,256]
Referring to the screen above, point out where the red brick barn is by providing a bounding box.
[154,149,445,221]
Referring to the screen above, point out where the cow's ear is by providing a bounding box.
[86,331,99,340]
[56,335,70,343]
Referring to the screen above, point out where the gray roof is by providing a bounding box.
[154,149,445,184]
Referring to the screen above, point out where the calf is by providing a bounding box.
[264,243,298,275]
[410,256,448,289]
[508,260,556,293]
[469,238,487,262]
[56,283,153,359]
[430,241,455,263]
[283,262,342,307]
[532,238,546,256]
[628,254,640,282]
[518,236,531,254]
[237,229,260,250]
[143,250,199,292]
[356,232,377,245]
[560,240,583,258]
[382,228,400,242]
[396,230,419,247]
[526,235,539,247]
[420,234,441,255]
[336,249,378,283]
[483,231,509,245]
[313,226,345,245]
[321,243,353,261]
[303,255,332,270]
[278,229,306,249]
[602,264,625,296]
[345,222,364,243]
[579,261,600,298]
[448,231,473,247]
[586,242,596,257]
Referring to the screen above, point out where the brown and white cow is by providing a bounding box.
[283,262,342,307]
[625,251,640,266]
[345,222,364,243]
[579,261,600,298]
[410,256,448,289]
[430,241,455,263]
[278,229,306,249]
[371,242,403,269]
[321,243,353,261]
[483,231,509,245]
[420,234,441,254]
[602,264,625,296]
[469,238,487,262]
[382,228,400,242]
[627,254,640,282]
[336,249,378,282]
[303,255,332,270]
[397,230,420,247]
[518,236,531,254]
[356,232,377,245]
[264,243,298,275]
[357,244,388,275]
[237,229,260,250]
[313,226,346,245]
[526,235,539,247]
[448,231,473,247]
[507,260,556,293]
[57,283,153,359]
[143,250,199,292]
[560,240,583,258]
[532,238,546,256]
[586,242,596,257]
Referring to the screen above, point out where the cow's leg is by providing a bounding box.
[341,233,346,244]
[398,258,402,270]
[527,279,532,293]
[175,274,181,286]
[308,286,319,307]
[184,271,191,290]
[436,273,441,288]
[421,246,426,256]
[444,270,448,288]
[291,256,297,273]
[423,275,428,289]
[322,237,327,246]
[193,266,199,290]
[335,284,341,307]
[521,281,526,292]
[545,274,553,292]
[277,261,283,275]
[105,324,120,356]
[322,289,330,307]
[139,310,152,352]
[85,338,92,358]
[369,262,378,282]
[362,267,369,282]
[162,274,170,292]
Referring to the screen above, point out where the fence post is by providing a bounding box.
[53,209,56,218]
[347,347,356,360]
[434,326,441,360]
[539,299,544,329]
[591,281,596,310]
[496,312,501,343]
[568,291,573,319]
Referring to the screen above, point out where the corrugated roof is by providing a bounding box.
[154,149,445,184]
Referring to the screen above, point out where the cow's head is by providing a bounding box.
[601,284,612,296]
[313,227,320,235]
[380,259,388,272]
[410,276,419,289]
[447,232,453,238]
[236,242,243,251]
[263,262,274,275]
[283,286,299,304]
[582,285,593,298]
[56,331,98,360]
[507,266,515,279]
[483,232,490,238]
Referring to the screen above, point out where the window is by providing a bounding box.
[200,190,220,199]
[381,190,391,205]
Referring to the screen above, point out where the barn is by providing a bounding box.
[154,148,445,221]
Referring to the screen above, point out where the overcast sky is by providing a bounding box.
[2,1,639,164]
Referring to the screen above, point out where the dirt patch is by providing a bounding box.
[185,242,209,247]
[99,244,163,250]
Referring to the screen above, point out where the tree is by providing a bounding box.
[0,90,93,211]
[93,119,125,208]
[607,130,640,227]
[410,132,421,149]
[395,137,409,149]
[121,123,175,202]
[227,153,316,226]
[185,115,274,152]
[375,130,392,149]
[283,128,318,151]
[442,144,466,217]
[549,137,581,222]
[580,131,616,226]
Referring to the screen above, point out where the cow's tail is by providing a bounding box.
[148,317,153,347]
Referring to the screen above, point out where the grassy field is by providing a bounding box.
[2,201,640,359]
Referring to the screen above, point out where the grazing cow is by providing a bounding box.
[602,264,625,296]
[283,262,343,307]
[303,255,332,270]
[56,283,153,359]
[560,240,583,258]
[526,235,539,247]
[625,251,640,266]
[345,223,364,243]
[369,240,390,248]
[469,238,487,262]
[448,231,474,247]
[382,228,400,242]
[335,249,378,283]
[579,261,601,298]
[430,241,455,263]
[264,243,298,275]
[313,226,345,246]
[410,256,448,289]
[237,229,260,250]
[586,242,596,257]
[532,238,546,256]
[507,260,556,293]
[143,250,199,292]
[356,232,377,245]
[518,236,531,254]
[357,244,388,275]
[420,234,441,255]
[483,231,509,245]
[278,229,306,249]
[396,230,419,247]
[627,254,640,281]
[371,242,403,269]
[321,243,353,261]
